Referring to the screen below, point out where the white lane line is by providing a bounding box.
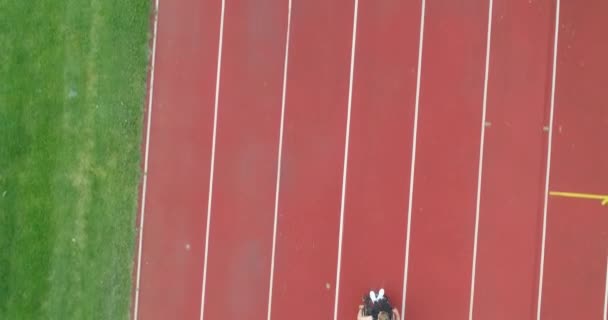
[604,256,608,320]
[199,0,225,318]
[536,1,561,319]
[468,0,494,318]
[332,0,359,319]
[401,0,426,317]
[266,1,292,319]
[133,0,161,317]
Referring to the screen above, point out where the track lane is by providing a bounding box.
[404,1,490,318]
[472,1,554,319]
[200,0,289,319]
[269,0,355,318]
[539,1,608,318]
[335,0,421,318]
[134,0,221,318]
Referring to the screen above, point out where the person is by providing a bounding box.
[357,305,401,320]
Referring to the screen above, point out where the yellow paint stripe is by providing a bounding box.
[549,191,608,206]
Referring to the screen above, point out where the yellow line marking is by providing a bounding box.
[549,191,608,206]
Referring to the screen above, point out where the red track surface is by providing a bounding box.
[472,0,553,319]
[336,0,420,319]
[404,0,488,318]
[270,1,353,318]
[133,0,220,318]
[133,0,608,319]
[202,0,287,318]
[539,1,608,319]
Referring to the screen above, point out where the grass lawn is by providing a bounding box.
[0,0,151,318]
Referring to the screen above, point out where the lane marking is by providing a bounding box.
[266,1,292,319]
[536,0,561,319]
[469,0,494,318]
[200,0,226,318]
[604,256,608,320]
[333,0,359,318]
[549,191,608,206]
[401,0,426,317]
[133,0,161,317]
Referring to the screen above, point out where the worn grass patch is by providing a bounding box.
[0,0,151,318]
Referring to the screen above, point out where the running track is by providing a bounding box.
[132,0,608,319]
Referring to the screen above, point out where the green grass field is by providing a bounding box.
[0,0,151,318]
